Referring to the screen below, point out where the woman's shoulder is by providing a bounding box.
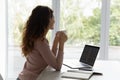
[35,38,49,47]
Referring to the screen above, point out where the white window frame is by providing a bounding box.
[0,0,8,80]
[51,0,60,43]
[99,0,110,60]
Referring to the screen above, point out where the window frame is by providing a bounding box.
[99,0,110,60]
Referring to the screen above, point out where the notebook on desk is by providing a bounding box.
[61,70,93,80]
[61,69,103,80]
[63,44,100,71]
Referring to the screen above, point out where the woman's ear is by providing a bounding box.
[48,17,55,30]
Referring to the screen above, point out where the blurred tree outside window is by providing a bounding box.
[60,0,101,47]
[60,0,101,59]
[109,0,120,60]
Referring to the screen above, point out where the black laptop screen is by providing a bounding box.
[79,45,100,66]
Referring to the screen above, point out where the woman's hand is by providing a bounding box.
[55,31,61,39]
[56,31,68,44]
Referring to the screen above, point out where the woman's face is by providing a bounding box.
[48,16,55,30]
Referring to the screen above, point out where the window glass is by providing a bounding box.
[60,0,101,59]
[109,0,120,60]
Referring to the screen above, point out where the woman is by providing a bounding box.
[17,5,67,80]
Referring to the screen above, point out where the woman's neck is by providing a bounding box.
[44,28,49,38]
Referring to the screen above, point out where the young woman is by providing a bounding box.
[17,5,67,80]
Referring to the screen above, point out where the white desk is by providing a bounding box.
[37,60,120,80]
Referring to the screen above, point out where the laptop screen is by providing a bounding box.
[79,45,100,66]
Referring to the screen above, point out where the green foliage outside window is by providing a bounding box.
[11,0,120,46]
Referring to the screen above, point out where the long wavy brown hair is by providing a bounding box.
[21,5,53,57]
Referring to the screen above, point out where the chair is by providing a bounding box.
[0,74,3,80]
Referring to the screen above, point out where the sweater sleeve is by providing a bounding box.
[35,39,64,70]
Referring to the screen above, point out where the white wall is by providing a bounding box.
[0,0,7,79]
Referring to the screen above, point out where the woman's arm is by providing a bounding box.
[56,31,67,70]
[36,32,67,71]
[51,32,59,56]
[55,41,64,71]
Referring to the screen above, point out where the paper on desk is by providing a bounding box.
[61,70,93,80]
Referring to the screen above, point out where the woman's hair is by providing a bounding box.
[21,5,53,57]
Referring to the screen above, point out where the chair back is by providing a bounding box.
[0,74,3,80]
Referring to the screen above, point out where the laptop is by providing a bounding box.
[63,45,100,71]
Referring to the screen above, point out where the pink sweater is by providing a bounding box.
[18,38,63,80]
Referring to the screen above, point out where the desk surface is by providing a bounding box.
[37,60,120,80]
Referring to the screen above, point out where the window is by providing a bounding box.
[60,0,101,59]
[109,0,120,60]
[4,0,120,80]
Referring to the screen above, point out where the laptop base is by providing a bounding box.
[63,63,93,71]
